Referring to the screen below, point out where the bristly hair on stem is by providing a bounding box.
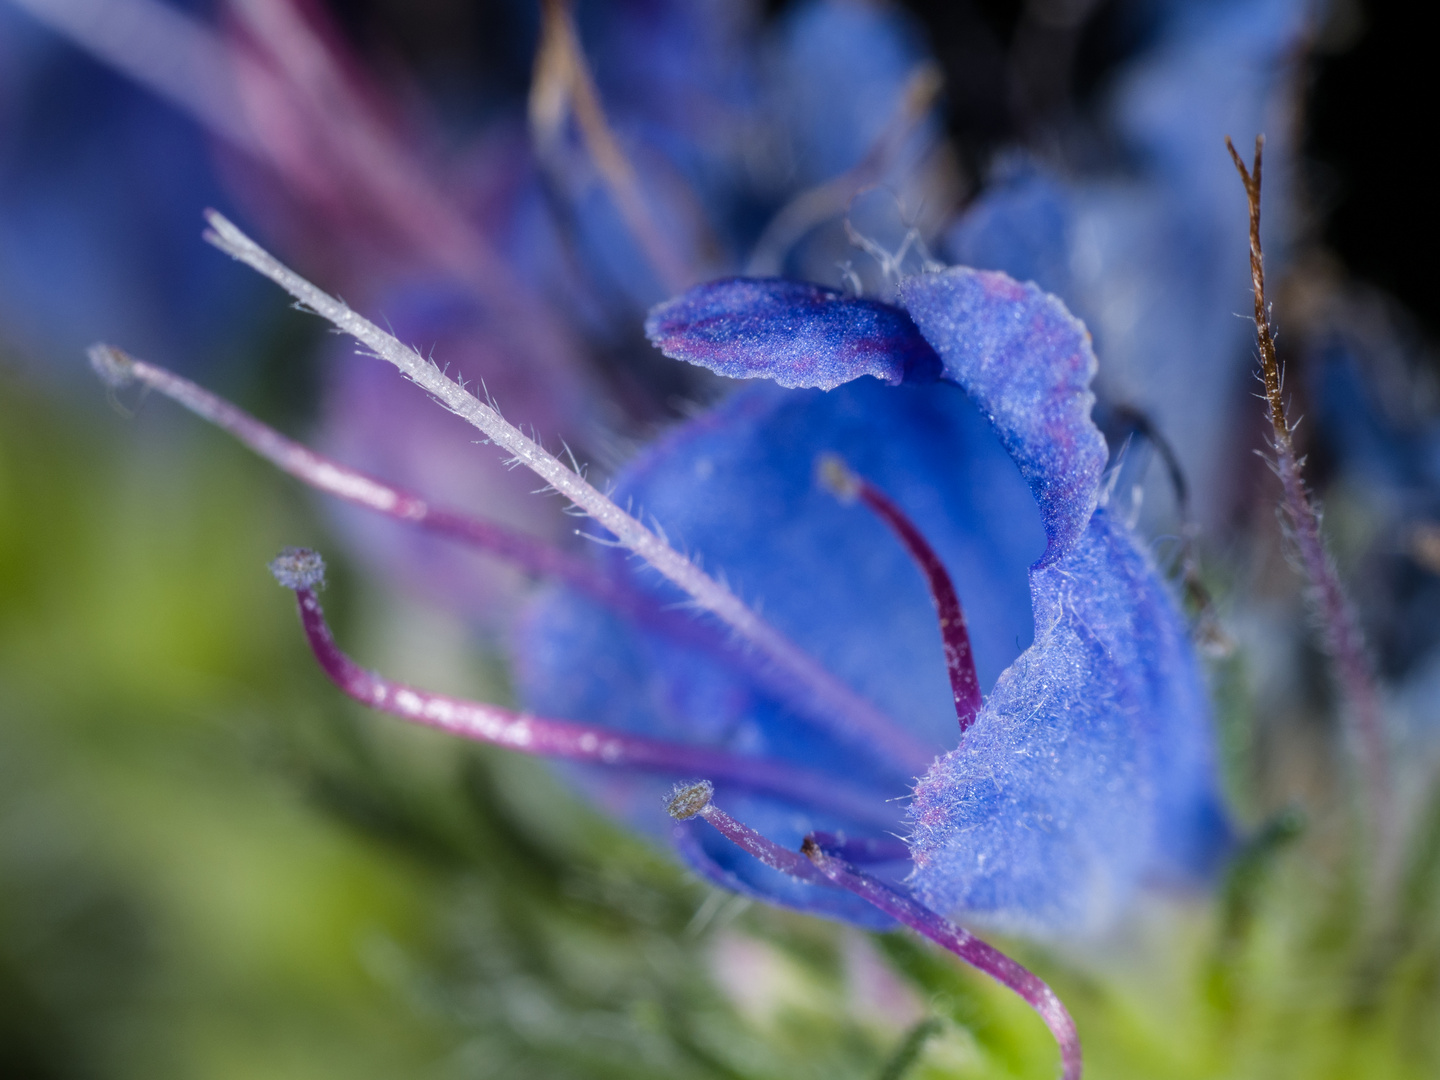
[1226,134,1389,838]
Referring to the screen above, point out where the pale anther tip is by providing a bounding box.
[816,453,859,502]
[665,780,714,821]
[87,344,135,388]
[269,547,327,591]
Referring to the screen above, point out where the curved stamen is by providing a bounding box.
[801,840,1082,1080]
[270,549,895,829]
[821,455,983,731]
[193,212,933,775]
[89,347,926,774]
[665,784,1081,1080]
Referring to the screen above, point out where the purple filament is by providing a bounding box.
[693,801,829,885]
[108,353,640,602]
[802,840,1082,1080]
[105,351,921,781]
[849,470,983,731]
[673,789,1081,1080]
[282,576,893,827]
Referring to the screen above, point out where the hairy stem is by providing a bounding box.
[1227,135,1388,829]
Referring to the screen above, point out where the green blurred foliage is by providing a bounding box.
[4,346,1440,1080]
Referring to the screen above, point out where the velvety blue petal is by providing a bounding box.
[907,508,1229,935]
[900,268,1108,564]
[638,263,1229,929]
[515,378,1044,922]
[646,278,942,389]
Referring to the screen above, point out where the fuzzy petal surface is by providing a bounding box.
[899,267,1108,565]
[907,509,1229,935]
[646,278,941,390]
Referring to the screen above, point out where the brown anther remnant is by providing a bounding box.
[530,0,696,294]
[1227,135,1389,831]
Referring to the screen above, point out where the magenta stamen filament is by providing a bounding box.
[822,456,983,731]
[666,785,1081,1080]
[274,558,893,828]
[89,346,924,782]
[802,841,1082,1080]
[96,349,689,626]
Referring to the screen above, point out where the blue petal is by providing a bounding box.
[900,268,1108,564]
[907,509,1229,935]
[515,378,1043,922]
[646,277,942,389]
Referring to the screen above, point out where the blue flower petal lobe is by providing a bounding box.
[646,277,942,390]
[900,268,1108,564]
[907,510,1230,935]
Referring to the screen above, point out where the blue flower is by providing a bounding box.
[96,208,1228,946]
[92,197,1229,1080]
[519,267,1229,936]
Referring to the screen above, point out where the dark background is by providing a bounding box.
[324,0,1437,344]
